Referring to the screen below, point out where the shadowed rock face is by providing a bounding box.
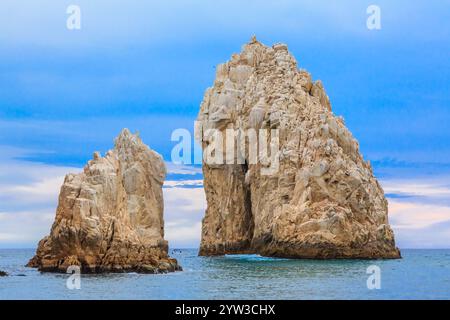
[27,129,181,273]
[197,37,400,259]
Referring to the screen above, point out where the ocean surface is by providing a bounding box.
[0,249,449,299]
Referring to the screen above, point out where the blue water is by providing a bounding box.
[0,249,449,299]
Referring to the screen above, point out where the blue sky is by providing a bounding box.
[1,0,450,248]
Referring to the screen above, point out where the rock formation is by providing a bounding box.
[0,270,7,277]
[197,37,400,259]
[27,129,181,273]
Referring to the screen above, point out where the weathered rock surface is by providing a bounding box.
[27,129,181,273]
[197,37,400,259]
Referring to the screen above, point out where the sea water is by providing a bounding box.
[0,249,449,299]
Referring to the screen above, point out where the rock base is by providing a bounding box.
[27,247,181,274]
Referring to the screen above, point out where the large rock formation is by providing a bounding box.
[27,129,181,273]
[197,37,400,259]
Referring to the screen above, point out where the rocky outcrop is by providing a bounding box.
[197,37,400,259]
[0,270,7,277]
[27,129,181,273]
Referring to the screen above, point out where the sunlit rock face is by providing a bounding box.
[197,37,400,259]
[27,129,181,273]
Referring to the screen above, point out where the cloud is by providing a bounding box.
[164,179,203,188]
[389,201,450,230]
[165,220,202,248]
[164,186,206,212]
[391,218,450,249]
[0,147,79,214]
[0,210,55,245]
[382,177,450,248]
[1,145,450,249]
[0,148,79,247]
[383,180,450,198]
[0,176,64,204]
[0,117,197,167]
[0,146,206,248]
[166,163,203,176]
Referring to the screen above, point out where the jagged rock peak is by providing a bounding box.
[27,129,181,273]
[115,128,140,147]
[197,39,400,259]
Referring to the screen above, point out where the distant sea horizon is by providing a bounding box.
[1,248,449,299]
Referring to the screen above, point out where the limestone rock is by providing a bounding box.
[27,129,181,273]
[197,38,400,259]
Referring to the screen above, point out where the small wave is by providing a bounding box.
[224,254,289,262]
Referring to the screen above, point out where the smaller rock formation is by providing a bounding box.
[0,270,7,277]
[27,129,181,273]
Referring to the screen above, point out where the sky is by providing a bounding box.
[0,0,450,249]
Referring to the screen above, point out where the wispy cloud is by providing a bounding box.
[384,180,450,198]
[389,201,450,230]
[1,146,450,248]
[166,163,203,176]
[382,177,450,248]
[165,220,202,248]
[164,180,203,188]
[0,146,205,248]
[0,210,55,245]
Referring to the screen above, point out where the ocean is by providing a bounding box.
[0,249,449,299]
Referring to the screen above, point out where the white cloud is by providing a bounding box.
[163,186,206,248]
[0,175,65,204]
[381,177,450,248]
[166,163,202,176]
[166,220,202,246]
[0,148,79,213]
[0,146,206,248]
[0,210,55,246]
[164,179,203,188]
[1,145,449,249]
[383,180,450,198]
[388,201,450,230]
